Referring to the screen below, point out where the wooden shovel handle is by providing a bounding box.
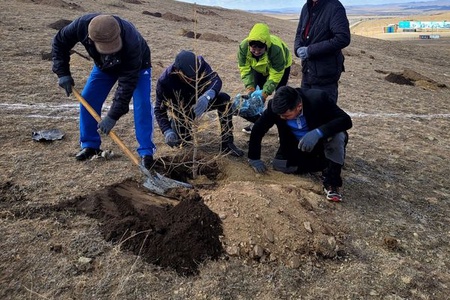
[72,88,140,166]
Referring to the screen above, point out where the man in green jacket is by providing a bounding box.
[237,23,292,133]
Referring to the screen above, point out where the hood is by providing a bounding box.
[247,23,272,47]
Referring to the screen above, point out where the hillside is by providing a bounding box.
[1,0,449,299]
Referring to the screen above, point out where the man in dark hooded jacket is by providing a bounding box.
[294,0,350,103]
[154,50,243,157]
[52,13,156,169]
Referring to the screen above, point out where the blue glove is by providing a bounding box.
[58,75,74,96]
[298,129,323,152]
[251,89,263,100]
[194,89,215,118]
[296,47,309,60]
[249,159,267,173]
[164,129,180,147]
[97,116,117,135]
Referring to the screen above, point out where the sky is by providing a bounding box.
[175,0,439,10]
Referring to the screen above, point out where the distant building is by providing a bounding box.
[398,21,450,30]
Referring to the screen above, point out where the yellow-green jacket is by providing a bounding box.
[238,23,292,96]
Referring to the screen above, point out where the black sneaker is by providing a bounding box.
[323,185,342,202]
[242,124,253,134]
[221,142,244,157]
[142,155,155,170]
[75,148,102,161]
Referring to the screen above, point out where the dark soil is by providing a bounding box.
[64,180,223,276]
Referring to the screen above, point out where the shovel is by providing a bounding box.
[72,88,193,196]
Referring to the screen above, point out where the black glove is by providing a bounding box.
[298,129,323,152]
[249,159,267,173]
[194,89,215,118]
[164,129,180,147]
[58,75,74,97]
[296,47,309,60]
[97,116,117,135]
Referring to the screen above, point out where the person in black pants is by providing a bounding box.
[154,50,244,157]
[247,86,352,202]
[294,0,351,103]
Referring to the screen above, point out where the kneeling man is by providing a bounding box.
[247,86,352,202]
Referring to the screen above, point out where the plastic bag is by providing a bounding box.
[231,88,264,119]
[32,129,65,142]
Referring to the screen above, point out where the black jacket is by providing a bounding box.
[248,88,352,160]
[294,0,350,85]
[52,13,151,120]
[154,56,222,134]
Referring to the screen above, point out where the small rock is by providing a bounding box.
[383,237,400,251]
[264,229,275,243]
[303,221,313,233]
[76,256,94,273]
[313,235,337,258]
[49,244,62,253]
[253,245,264,258]
[289,256,301,269]
[78,256,93,264]
[226,246,240,256]
[401,276,412,284]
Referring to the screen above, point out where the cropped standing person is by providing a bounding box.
[52,13,156,169]
[238,23,292,133]
[294,0,350,103]
[154,50,244,157]
[247,86,352,202]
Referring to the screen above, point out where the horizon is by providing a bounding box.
[174,0,441,11]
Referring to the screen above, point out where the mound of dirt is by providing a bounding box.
[162,12,195,22]
[199,32,237,43]
[48,19,72,30]
[196,9,220,17]
[19,0,83,10]
[122,0,142,4]
[142,11,162,18]
[385,72,414,85]
[385,68,447,90]
[180,30,201,39]
[68,180,224,276]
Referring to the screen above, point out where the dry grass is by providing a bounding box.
[1,1,450,299]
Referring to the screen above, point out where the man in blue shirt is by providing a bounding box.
[247,86,352,202]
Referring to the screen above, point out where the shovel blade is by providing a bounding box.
[143,177,170,196]
[139,165,193,196]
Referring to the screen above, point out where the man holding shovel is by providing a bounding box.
[52,13,156,169]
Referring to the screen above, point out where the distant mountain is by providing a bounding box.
[247,7,300,14]
[249,1,450,15]
[346,1,450,15]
